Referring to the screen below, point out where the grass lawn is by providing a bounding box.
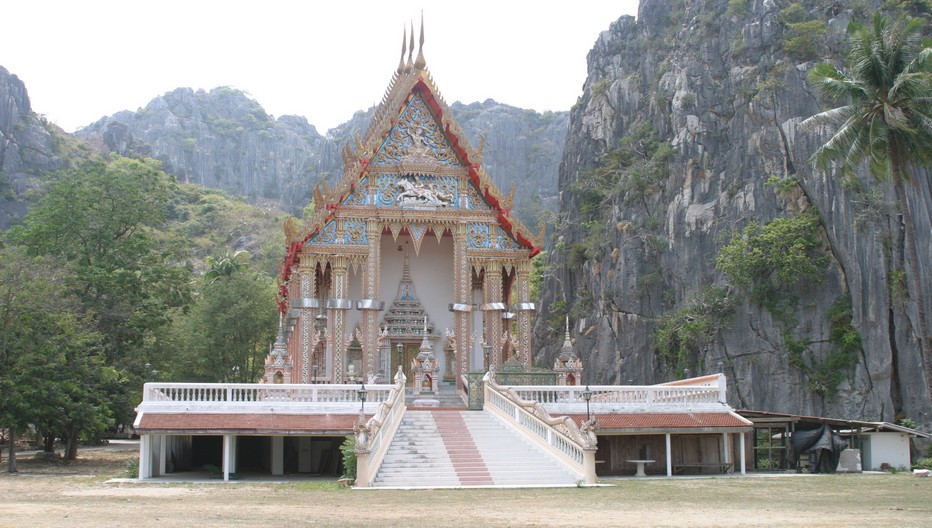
[1,446,929,527]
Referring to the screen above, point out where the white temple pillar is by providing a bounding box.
[271,436,284,476]
[138,435,150,480]
[739,432,747,475]
[222,434,232,481]
[665,433,672,477]
[158,434,168,476]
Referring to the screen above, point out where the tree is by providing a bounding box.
[802,14,932,393]
[164,258,277,383]
[0,247,105,468]
[7,156,193,440]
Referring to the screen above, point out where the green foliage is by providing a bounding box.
[778,3,808,24]
[765,175,801,193]
[590,79,612,99]
[124,458,140,478]
[159,259,277,383]
[340,436,357,479]
[653,286,736,376]
[726,0,749,17]
[716,213,828,306]
[572,122,674,220]
[529,252,547,303]
[896,416,919,429]
[784,20,829,61]
[890,269,909,300]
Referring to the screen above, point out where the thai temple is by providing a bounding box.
[133,19,756,486]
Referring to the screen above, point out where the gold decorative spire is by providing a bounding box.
[414,11,426,70]
[406,20,415,72]
[397,26,407,75]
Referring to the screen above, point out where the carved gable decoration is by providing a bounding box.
[371,94,458,170]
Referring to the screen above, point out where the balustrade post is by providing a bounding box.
[583,448,597,485]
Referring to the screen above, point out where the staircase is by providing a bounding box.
[371,409,579,488]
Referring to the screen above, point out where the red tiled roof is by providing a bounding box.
[567,412,751,431]
[136,413,367,434]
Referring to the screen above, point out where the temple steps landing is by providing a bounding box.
[371,409,577,488]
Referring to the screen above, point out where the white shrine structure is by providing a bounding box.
[133,20,752,486]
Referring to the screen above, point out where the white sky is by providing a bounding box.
[2,1,639,135]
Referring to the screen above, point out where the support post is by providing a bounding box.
[665,433,672,477]
[138,435,150,480]
[222,434,232,481]
[158,435,167,476]
[739,432,747,475]
[355,450,371,487]
[583,448,597,485]
[453,224,470,391]
[271,436,283,476]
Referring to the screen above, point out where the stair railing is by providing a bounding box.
[483,371,598,485]
[353,367,407,487]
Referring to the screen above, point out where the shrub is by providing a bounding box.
[340,435,357,479]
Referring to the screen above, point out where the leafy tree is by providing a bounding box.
[7,156,193,436]
[163,258,277,382]
[802,14,932,392]
[0,248,105,467]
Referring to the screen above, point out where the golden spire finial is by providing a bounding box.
[397,26,407,75]
[405,20,415,72]
[414,11,426,70]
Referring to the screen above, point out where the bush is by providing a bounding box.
[339,435,357,479]
[124,458,139,478]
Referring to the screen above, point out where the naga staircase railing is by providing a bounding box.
[353,368,407,487]
[483,372,598,485]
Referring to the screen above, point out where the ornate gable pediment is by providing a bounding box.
[371,94,458,171]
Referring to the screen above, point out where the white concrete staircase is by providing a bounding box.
[371,409,579,487]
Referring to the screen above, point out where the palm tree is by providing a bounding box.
[802,14,932,393]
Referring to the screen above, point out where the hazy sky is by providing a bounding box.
[2,1,639,135]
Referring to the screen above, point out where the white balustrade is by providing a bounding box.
[509,383,723,408]
[485,381,590,476]
[141,382,394,407]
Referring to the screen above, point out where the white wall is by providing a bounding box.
[864,432,911,470]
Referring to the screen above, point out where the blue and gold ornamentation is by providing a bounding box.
[496,227,524,250]
[344,220,368,245]
[370,95,458,166]
[467,223,491,249]
[343,177,369,206]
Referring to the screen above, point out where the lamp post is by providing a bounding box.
[231,365,240,382]
[357,382,368,413]
[313,364,319,384]
[396,342,403,373]
[582,385,593,421]
[483,343,492,372]
[144,363,158,383]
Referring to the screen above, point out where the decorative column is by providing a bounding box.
[452,223,471,391]
[359,222,384,381]
[298,266,316,383]
[483,262,504,369]
[329,257,351,383]
[514,260,534,368]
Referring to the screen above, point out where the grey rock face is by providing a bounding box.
[534,0,931,428]
[76,89,567,223]
[0,66,68,230]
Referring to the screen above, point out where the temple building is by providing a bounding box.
[133,20,756,486]
[268,21,541,394]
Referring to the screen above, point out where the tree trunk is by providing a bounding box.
[7,427,16,473]
[43,433,55,453]
[893,173,932,400]
[64,426,79,461]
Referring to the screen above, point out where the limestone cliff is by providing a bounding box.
[76,89,567,223]
[534,0,932,428]
[0,66,77,230]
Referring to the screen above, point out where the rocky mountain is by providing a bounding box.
[533,0,931,429]
[75,88,567,224]
[0,66,85,230]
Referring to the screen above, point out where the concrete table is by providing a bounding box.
[627,459,655,477]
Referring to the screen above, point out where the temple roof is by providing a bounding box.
[279,17,542,293]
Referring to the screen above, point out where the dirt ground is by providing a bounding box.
[2,444,930,528]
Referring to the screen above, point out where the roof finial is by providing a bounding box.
[397,26,407,75]
[406,20,415,72]
[414,11,426,70]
